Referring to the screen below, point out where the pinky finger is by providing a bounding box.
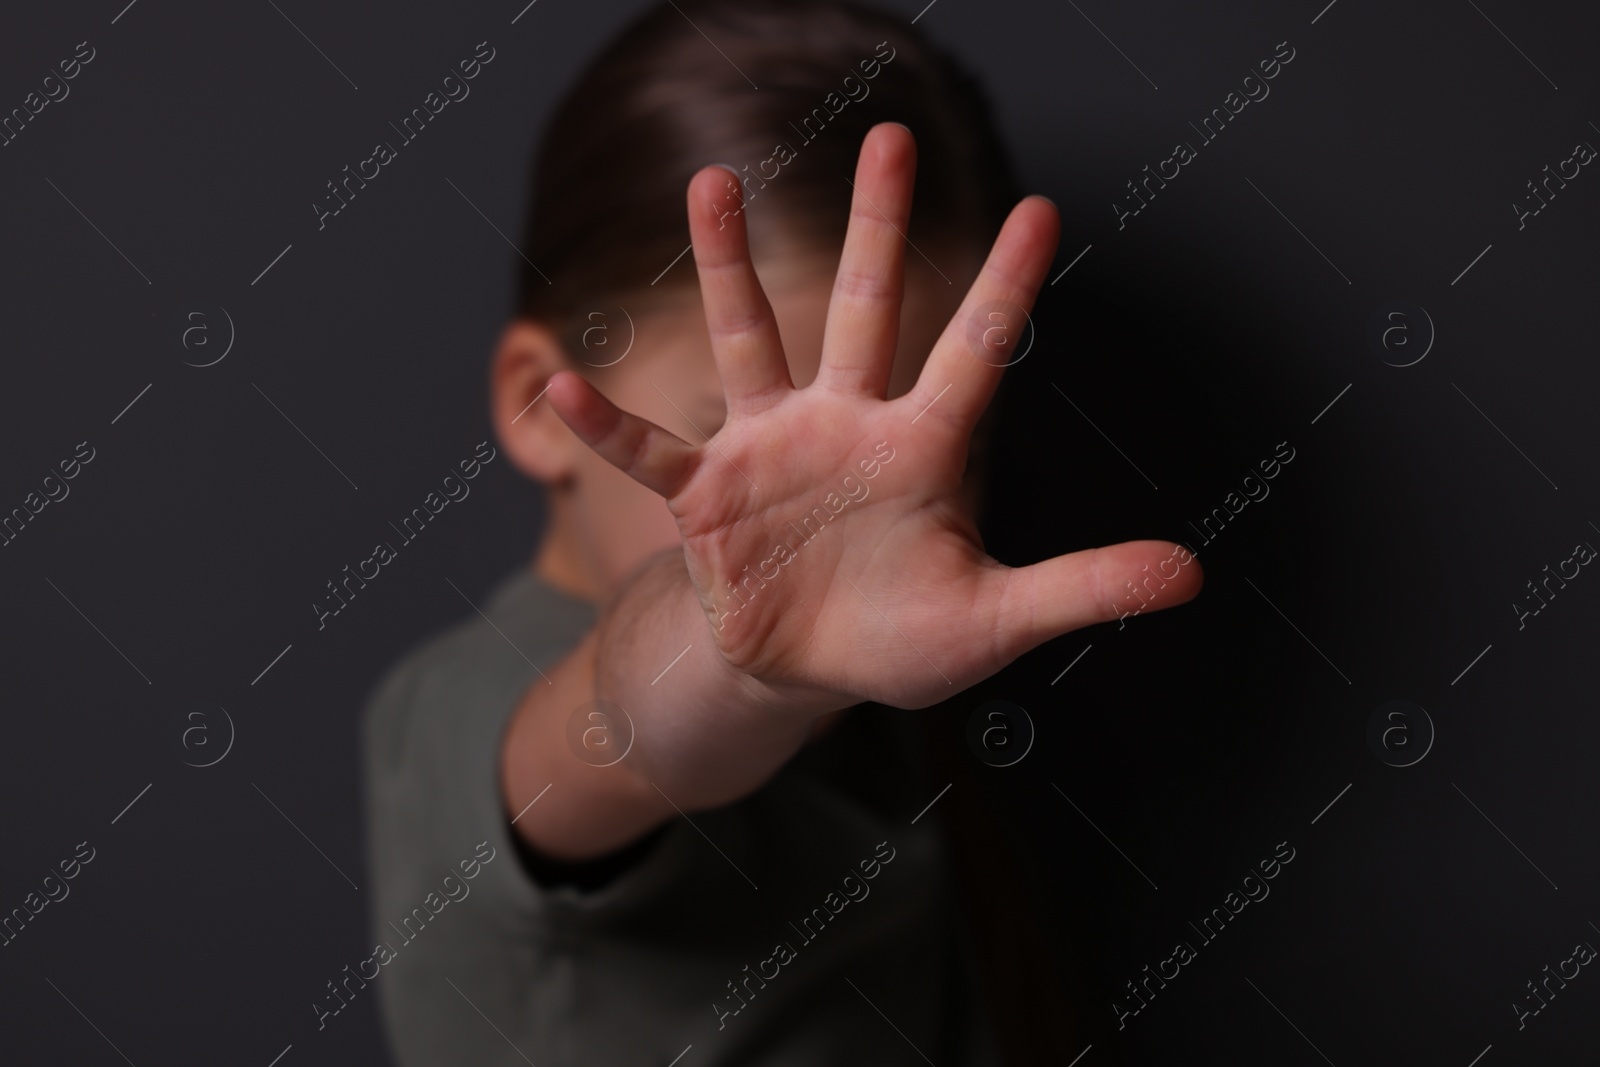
[546,370,700,498]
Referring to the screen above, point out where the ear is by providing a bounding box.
[491,319,582,487]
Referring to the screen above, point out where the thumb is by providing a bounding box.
[999,539,1203,656]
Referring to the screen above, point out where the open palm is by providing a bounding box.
[547,123,1201,711]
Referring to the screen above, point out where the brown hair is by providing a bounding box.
[514,0,1022,355]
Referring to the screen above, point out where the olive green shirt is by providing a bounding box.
[362,566,1002,1065]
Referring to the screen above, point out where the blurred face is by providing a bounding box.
[558,239,980,598]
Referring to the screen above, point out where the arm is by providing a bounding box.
[502,122,1203,866]
[500,546,843,862]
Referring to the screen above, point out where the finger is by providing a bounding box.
[902,195,1058,434]
[815,123,916,398]
[687,164,793,411]
[546,370,700,498]
[993,539,1204,658]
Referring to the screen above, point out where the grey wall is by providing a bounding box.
[0,0,1596,1063]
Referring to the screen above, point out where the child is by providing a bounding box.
[362,2,1201,1063]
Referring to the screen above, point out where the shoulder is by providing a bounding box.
[362,569,597,772]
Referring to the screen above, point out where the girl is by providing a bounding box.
[363,2,1200,1063]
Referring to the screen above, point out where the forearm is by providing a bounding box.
[501,548,846,861]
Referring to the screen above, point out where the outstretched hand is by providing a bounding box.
[547,122,1201,712]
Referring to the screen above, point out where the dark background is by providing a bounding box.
[1,0,1596,1063]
